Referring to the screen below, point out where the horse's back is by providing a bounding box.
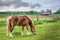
[17,16,30,26]
[7,16,32,26]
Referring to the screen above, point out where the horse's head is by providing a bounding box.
[31,25,36,35]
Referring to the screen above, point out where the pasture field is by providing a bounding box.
[0,15,60,40]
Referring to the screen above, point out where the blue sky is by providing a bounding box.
[0,0,60,12]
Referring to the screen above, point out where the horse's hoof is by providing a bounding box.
[10,35,13,37]
[10,34,13,37]
[27,32,30,35]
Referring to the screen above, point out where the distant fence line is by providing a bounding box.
[0,12,60,21]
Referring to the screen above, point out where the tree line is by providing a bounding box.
[0,8,60,17]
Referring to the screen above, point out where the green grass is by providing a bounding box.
[0,17,60,40]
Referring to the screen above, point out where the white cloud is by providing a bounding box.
[16,7,32,11]
[0,0,40,8]
[0,6,32,12]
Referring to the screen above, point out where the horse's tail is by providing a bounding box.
[6,16,11,36]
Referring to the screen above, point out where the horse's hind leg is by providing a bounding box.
[26,24,30,35]
[21,26,24,35]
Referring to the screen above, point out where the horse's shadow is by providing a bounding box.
[13,32,21,36]
[13,32,33,37]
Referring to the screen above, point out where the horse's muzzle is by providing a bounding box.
[33,32,36,35]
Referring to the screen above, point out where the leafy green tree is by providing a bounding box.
[54,8,60,14]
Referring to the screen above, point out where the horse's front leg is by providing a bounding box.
[26,24,30,35]
[9,24,14,37]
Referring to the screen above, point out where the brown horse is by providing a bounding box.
[6,16,36,37]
